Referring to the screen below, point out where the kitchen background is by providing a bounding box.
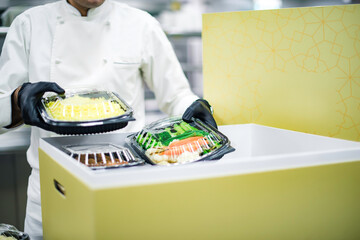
[0,0,358,231]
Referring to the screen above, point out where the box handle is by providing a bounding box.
[54,179,66,197]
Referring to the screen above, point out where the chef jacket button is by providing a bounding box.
[55,60,61,64]
[105,21,110,26]
[59,20,65,24]
[103,59,108,64]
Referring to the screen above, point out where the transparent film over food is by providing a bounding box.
[43,91,127,122]
[134,118,224,165]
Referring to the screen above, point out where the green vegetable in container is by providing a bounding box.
[154,131,172,143]
[173,123,185,135]
[136,120,220,151]
[162,130,209,146]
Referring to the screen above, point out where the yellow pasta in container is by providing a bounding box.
[38,90,135,135]
[45,96,125,121]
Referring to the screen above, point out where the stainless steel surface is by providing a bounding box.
[0,127,30,153]
[0,127,31,232]
[0,151,31,232]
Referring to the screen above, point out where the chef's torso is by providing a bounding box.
[0,2,197,231]
[25,0,151,171]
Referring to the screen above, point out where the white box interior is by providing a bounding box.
[40,124,360,189]
[220,124,360,158]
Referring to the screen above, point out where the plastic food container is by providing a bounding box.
[62,143,145,170]
[38,89,135,135]
[0,224,29,240]
[127,116,234,165]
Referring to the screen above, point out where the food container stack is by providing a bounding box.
[127,116,234,165]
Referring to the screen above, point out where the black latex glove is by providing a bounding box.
[18,82,65,130]
[182,99,218,129]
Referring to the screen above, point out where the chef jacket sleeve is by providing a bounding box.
[0,15,30,133]
[140,16,198,116]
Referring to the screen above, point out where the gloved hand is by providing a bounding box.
[17,82,65,130]
[182,99,218,129]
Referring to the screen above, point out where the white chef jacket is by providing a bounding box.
[0,0,198,238]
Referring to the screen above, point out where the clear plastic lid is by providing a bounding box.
[127,116,234,165]
[40,89,130,122]
[37,89,135,135]
[63,143,145,170]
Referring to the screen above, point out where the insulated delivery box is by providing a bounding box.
[39,123,360,239]
[39,4,360,239]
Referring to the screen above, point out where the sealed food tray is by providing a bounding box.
[127,116,234,165]
[0,223,29,240]
[63,143,145,170]
[38,89,135,135]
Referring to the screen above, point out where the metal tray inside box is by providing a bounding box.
[38,89,135,135]
[63,143,145,170]
[127,116,235,165]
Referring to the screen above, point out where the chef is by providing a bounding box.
[0,0,217,239]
